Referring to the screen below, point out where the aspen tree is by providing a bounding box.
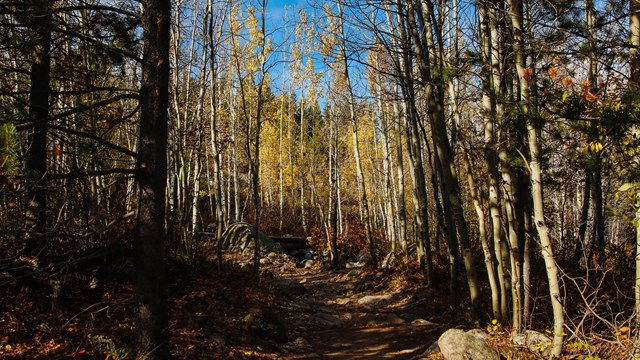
[475,0,502,321]
[405,0,481,318]
[382,1,409,259]
[336,0,377,268]
[207,0,227,269]
[394,0,433,279]
[508,0,564,354]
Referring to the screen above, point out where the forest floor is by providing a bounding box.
[0,243,475,359]
[10,240,632,359]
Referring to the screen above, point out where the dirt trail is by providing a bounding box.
[272,263,445,359]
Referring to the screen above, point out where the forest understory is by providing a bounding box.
[0,228,637,359]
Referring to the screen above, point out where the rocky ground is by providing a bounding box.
[245,249,551,360]
[267,257,446,359]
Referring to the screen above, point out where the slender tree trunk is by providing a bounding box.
[395,0,432,280]
[408,0,481,319]
[207,0,225,270]
[630,0,640,338]
[464,150,500,320]
[432,145,461,302]
[249,0,268,271]
[383,6,408,259]
[585,0,606,266]
[574,171,591,262]
[591,166,605,264]
[516,167,534,327]
[135,0,170,357]
[338,0,377,268]
[394,101,409,259]
[300,95,308,233]
[509,0,563,353]
[24,1,52,256]
[279,81,285,232]
[231,99,240,222]
[373,57,397,264]
[188,30,209,251]
[479,0,508,321]
[328,104,339,265]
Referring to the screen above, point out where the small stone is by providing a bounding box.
[510,330,553,358]
[345,261,365,269]
[411,318,435,326]
[335,298,350,305]
[293,337,310,348]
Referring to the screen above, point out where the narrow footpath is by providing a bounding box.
[264,258,447,359]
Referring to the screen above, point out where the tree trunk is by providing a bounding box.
[394,0,433,280]
[630,0,639,339]
[328,105,340,265]
[135,0,170,358]
[585,0,606,266]
[591,166,605,264]
[279,81,285,232]
[300,95,308,233]
[338,0,377,268]
[373,56,397,263]
[429,137,460,302]
[574,171,591,262]
[394,100,409,259]
[479,0,508,321]
[207,0,225,270]
[509,0,564,354]
[464,150,501,321]
[383,5,409,259]
[407,0,481,319]
[24,1,52,256]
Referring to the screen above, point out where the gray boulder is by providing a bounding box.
[438,329,499,360]
[219,222,276,253]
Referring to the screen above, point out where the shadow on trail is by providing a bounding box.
[273,264,446,359]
